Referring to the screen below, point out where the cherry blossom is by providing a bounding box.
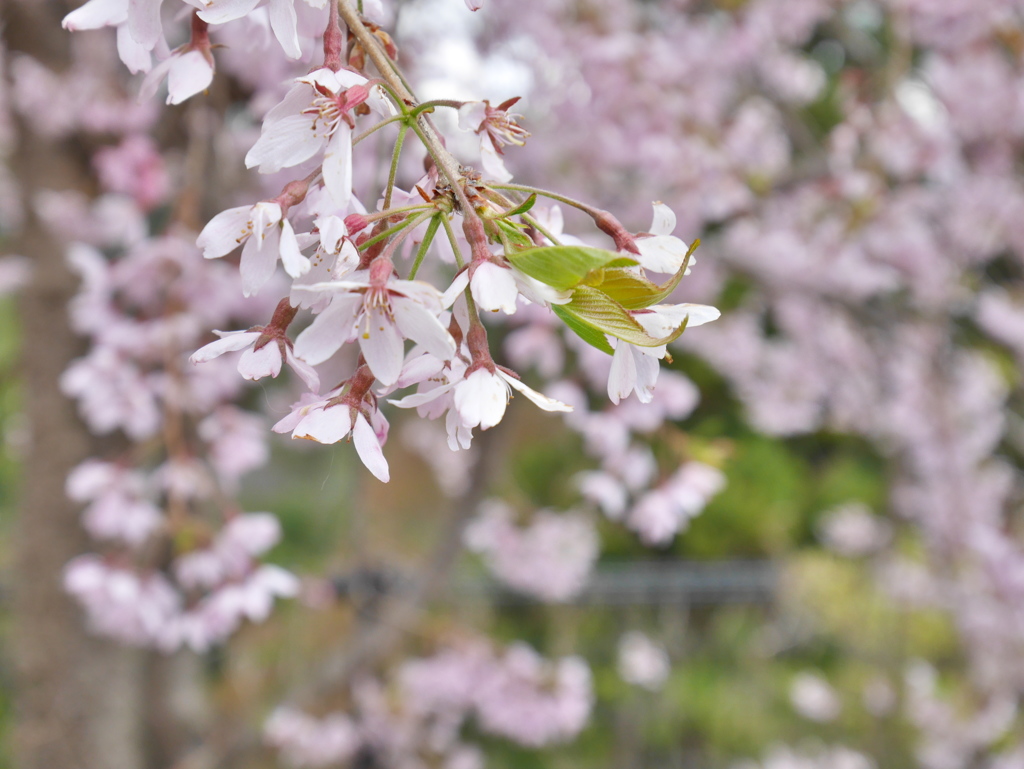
[273,386,391,482]
[293,266,456,387]
[617,631,671,691]
[245,67,391,208]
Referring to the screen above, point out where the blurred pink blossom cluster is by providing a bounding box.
[473,0,1024,762]
[266,640,591,766]
[463,499,599,601]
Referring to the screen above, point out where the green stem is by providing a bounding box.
[409,99,464,118]
[486,188,564,246]
[520,213,563,246]
[352,113,406,146]
[408,215,442,279]
[491,182,600,217]
[357,215,421,252]
[364,202,433,223]
[439,212,466,269]
[383,123,409,210]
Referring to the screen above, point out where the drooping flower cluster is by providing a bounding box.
[44,0,728,763]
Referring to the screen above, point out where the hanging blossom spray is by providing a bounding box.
[52,0,721,762]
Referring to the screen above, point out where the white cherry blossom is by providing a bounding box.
[608,303,721,404]
[634,202,696,275]
[273,390,391,482]
[293,270,456,387]
[196,201,309,296]
[245,68,392,209]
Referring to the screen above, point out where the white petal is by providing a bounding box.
[649,202,676,237]
[658,303,721,328]
[279,219,311,278]
[322,124,353,210]
[457,101,487,131]
[392,297,456,360]
[359,306,404,386]
[471,261,518,314]
[197,206,252,259]
[454,369,508,429]
[190,331,260,363]
[238,343,282,380]
[293,406,352,444]
[127,0,163,50]
[63,0,128,30]
[245,114,323,173]
[316,215,347,253]
[636,304,720,339]
[352,414,390,482]
[389,387,449,409]
[293,293,361,364]
[239,227,279,297]
[268,0,301,59]
[635,235,689,274]
[631,348,660,402]
[479,138,513,183]
[512,269,572,306]
[166,50,214,105]
[117,23,152,73]
[137,57,173,103]
[263,83,314,126]
[285,348,321,393]
[440,269,470,308]
[498,370,573,413]
[196,0,261,24]
[607,343,637,405]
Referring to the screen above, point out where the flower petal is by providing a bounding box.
[279,219,311,278]
[245,114,323,173]
[352,413,390,482]
[454,369,508,429]
[471,261,519,314]
[238,343,282,380]
[197,206,252,260]
[649,202,676,237]
[498,370,573,412]
[63,0,128,30]
[268,0,301,59]
[117,23,152,73]
[359,305,404,386]
[127,0,163,50]
[293,292,362,365]
[293,406,352,444]
[322,124,353,210]
[166,50,214,105]
[440,269,470,308]
[239,226,279,297]
[196,0,261,24]
[190,331,260,363]
[635,235,689,274]
[285,347,321,393]
[392,297,456,360]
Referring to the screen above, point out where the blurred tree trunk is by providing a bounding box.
[4,3,148,768]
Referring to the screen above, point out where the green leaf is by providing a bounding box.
[504,194,537,218]
[566,286,689,348]
[583,239,700,309]
[552,304,614,354]
[507,245,629,291]
[494,220,535,251]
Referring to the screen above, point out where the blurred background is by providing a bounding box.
[3,0,1024,768]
